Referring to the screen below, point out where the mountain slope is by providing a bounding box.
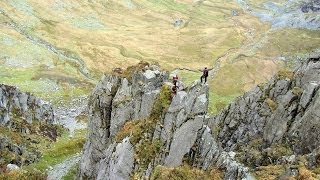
[0,0,319,114]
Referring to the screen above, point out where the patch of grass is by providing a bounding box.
[144,0,189,14]
[236,138,264,167]
[26,129,86,172]
[264,28,320,57]
[208,92,239,115]
[0,169,47,180]
[0,65,92,106]
[253,165,285,180]
[297,166,318,180]
[150,84,172,119]
[292,156,320,179]
[292,87,303,97]
[62,163,78,180]
[266,143,293,162]
[236,139,293,168]
[151,164,223,180]
[177,70,200,86]
[277,69,294,80]
[135,139,163,169]
[114,119,148,144]
[0,118,64,171]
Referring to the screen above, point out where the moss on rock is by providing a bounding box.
[151,165,223,180]
[266,98,278,112]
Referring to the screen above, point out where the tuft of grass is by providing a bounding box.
[151,164,223,180]
[266,144,293,162]
[114,119,147,145]
[235,138,264,167]
[150,84,172,119]
[277,69,294,80]
[236,139,293,168]
[297,166,318,180]
[292,87,304,96]
[0,169,47,180]
[265,98,278,111]
[135,139,163,169]
[253,165,285,180]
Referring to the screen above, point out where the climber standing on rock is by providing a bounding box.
[201,67,209,83]
[172,75,179,86]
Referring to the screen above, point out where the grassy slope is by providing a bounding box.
[0,0,319,109]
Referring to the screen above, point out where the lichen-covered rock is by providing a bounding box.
[78,64,221,179]
[79,75,121,178]
[0,84,55,125]
[78,65,168,179]
[164,116,204,167]
[211,56,320,156]
[96,138,134,180]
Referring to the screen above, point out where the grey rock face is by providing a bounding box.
[96,138,134,180]
[164,117,204,167]
[0,84,55,125]
[291,91,320,154]
[195,126,252,179]
[79,75,121,178]
[78,66,168,179]
[110,78,133,136]
[211,57,320,154]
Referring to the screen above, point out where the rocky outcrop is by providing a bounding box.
[0,84,56,171]
[78,63,253,179]
[0,84,55,125]
[301,0,320,13]
[96,138,134,180]
[210,56,320,156]
[78,64,169,179]
[79,57,320,180]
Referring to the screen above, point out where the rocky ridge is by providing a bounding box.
[78,63,253,179]
[79,56,320,179]
[212,56,320,154]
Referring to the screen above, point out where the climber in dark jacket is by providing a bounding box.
[200,67,209,83]
[172,75,179,86]
[172,85,178,95]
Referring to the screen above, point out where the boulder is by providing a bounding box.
[6,164,20,172]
